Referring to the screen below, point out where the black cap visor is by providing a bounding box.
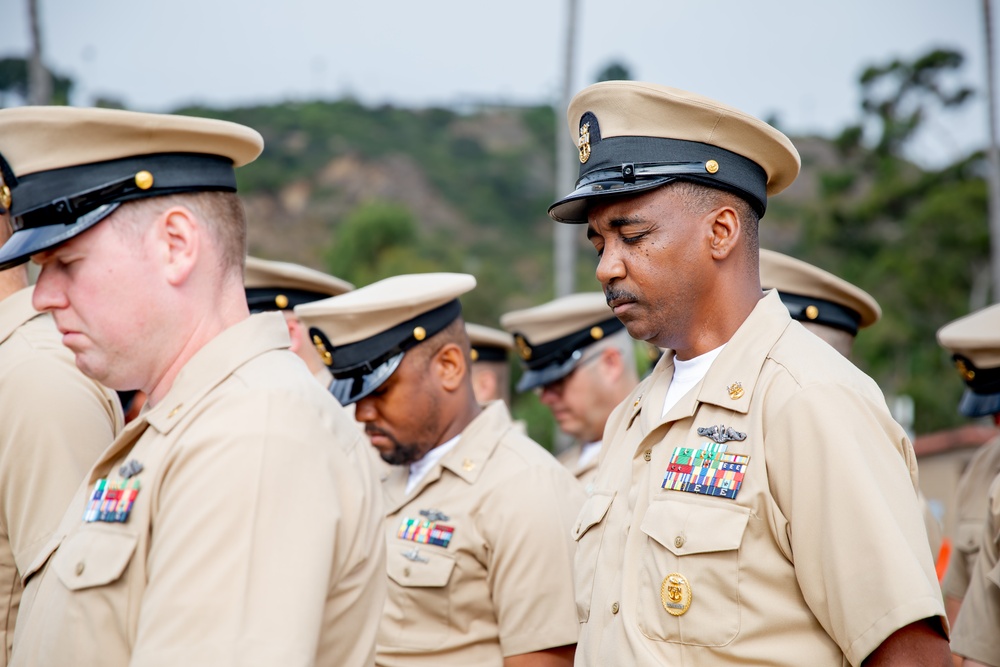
[330,351,404,406]
[516,348,588,392]
[958,388,1000,418]
[0,202,119,270]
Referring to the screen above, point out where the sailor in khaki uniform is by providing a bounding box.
[0,168,122,666]
[937,304,1000,666]
[500,293,639,490]
[0,107,385,667]
[465,322,514,407]
[761,249,945,561]
[296,273,585,667]
[549,81,949,666]
[244,255,354,388]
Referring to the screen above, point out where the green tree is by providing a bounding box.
[595,61,631,83]
[0,57,73,107]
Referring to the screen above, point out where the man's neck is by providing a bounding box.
[0,267,29,302]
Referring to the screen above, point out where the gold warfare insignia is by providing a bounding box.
[661,572,692,616]
[578,122,591,163]
[514,334,532,360]
[727,381,744,400]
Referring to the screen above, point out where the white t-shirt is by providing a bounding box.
[577,440,603,470]
[406,434,461,495]
[662,345,726,417]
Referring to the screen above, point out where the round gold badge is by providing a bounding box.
[705,159,720,174]
[660,572,692,616]
[413,326,427,341]
[275,294,289,309]
[805,304,819,320]
[590,326,604,340]
[470,349,479,362]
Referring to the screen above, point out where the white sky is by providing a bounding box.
[0,0,991,167]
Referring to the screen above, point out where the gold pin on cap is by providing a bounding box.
[705,159,719,174]
[0,185,10,210]
[275,294,289,309]
[470,349,479,362]
[590,325,604,340]
[955,358,976,382]
[515,334,532,360]
[313,334,333,366]
[413,326,427,341]
[805,305,819,320]
[134,170,154,190]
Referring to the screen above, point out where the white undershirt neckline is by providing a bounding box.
[406,434,461,495]
[662,345,726,417]
[577,440,602,469]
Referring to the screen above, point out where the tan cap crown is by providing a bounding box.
[465,323,514,359]
[937,303,1000,368]
[244,256,353,310]
[0,106,263,176]
[760,249,880,332]
[295,272,476,347]
[500,292,614,344]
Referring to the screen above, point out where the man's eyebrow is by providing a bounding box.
[587,216,644,240]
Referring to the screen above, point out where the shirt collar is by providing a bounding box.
[0,286,40,343]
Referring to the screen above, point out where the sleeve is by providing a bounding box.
[130,392,384,667]
[0,345,120,570]
[482,462,587,657]
[951,475,1000,666]
[764,383,946,667]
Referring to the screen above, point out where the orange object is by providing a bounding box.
[935,536,953,583]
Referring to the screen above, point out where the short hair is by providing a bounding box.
[112,191,247,275]
[412,316,470,367]
[588,327,638,380]
[670,180,759,251]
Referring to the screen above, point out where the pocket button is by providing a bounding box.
[674,535,685,548]
[611,602,620,614]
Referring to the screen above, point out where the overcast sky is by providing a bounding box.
[0,0,990,167]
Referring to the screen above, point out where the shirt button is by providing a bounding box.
[643,450,652,462]
[403,567,411,577]
[674,536,685,548]
[75,561,85,576]
[611,602,620,614]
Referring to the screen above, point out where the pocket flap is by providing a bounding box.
[572,492,615,541]
[955,521,982,552]
[53,529,138,591]
[640,499,749,556]
[21,537,61,587]
[387,549,455,588]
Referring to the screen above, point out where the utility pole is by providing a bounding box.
[984,0,1000,303]
[27,0,52,105]
[554,0,579,298]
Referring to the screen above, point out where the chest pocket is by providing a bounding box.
[383,547,456,649]
[572,491,615,623]
[636,498,749,646]
[52,529,137,592]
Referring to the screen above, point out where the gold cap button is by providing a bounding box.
[674,536,685,548]
[275,294,289,309]
[805,304,819,320]
[134,170,154,190]
[705,159,720,174]
[590,326,604,340]
[611,602,620,614]
[413,326,427,341]
[470,349,479,362]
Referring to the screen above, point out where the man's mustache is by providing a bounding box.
[605,287,639,307]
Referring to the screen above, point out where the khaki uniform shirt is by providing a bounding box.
[0,287,122,666]
[951,472,1000,665]
[377,400,585,666]
[943,435,1000,601]
[11,313,385,667]
[557,442,600,492]
[574,291,944,667]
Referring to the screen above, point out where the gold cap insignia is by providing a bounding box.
[955,358,976,382]
[413,326,427,341]
[661,572,692,616]
[515,334,532,360]
[275,294,289,309]
[0,184,10,210]
[134,170,154,190]
[470,348,479,362]
[705,159,719,174]
[590,325,604,340]
[727,381,745,400]
[312,334,333,366]
[578,122,591,164]
[805,304,819,320]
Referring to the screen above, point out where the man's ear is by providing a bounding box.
[157,206,200,286]
[434,343,467,392]
[708,206,741,261]
[599,347,624,383]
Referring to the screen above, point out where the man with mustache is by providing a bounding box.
[550,82,949,666]
[296,273,585,667]
[500,292,639,492]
